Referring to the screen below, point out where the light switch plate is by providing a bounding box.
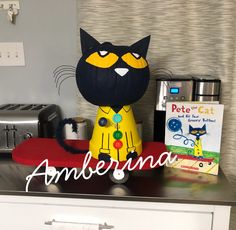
[0,1,20,10]
[0,42,25,66]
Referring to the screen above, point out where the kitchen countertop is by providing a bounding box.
[0,155,235,206]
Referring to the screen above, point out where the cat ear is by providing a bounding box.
[80,28,100,54]
[189,125,193,132]
[202,124,206,130]
[130,35,151,58]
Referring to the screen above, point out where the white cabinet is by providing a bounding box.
[0,195,231,230]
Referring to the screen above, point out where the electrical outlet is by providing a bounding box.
[0,42,25,66]
[0,1,20,10]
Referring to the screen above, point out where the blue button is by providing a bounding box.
[98,117,108,127]
[113,114,122,123]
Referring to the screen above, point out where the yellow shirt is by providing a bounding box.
[89,105,142,161]
[193,138,203,157]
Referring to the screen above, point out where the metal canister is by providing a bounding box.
[194,76,221,102]
[65,117,88,140]
[136,120,143,139]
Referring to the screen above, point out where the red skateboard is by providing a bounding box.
[172,153,214,168]
[12,138,167,183]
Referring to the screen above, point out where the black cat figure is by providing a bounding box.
[57,29,150,162]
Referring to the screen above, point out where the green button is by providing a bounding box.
[113,130,123,140]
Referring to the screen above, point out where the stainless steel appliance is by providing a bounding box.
[154,76,221,142]
[194,76,221,102]
[155,76,194,111]
[0,104,62,153]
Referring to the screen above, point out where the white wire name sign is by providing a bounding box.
[25,151,177,192]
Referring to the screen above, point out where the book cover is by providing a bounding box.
[165,102,224,175]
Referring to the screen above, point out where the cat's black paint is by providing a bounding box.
[76,29,150,107]
[189,124,207,140]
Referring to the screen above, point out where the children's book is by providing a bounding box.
[165,102,224,175]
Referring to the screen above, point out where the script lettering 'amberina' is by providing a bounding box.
[25,151,176,192]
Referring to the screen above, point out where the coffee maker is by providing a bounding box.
[154,75,221,142]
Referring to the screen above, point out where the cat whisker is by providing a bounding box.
[156,68,173,78]
[53,68,75,83]
[56,73,75,88]
[53,65,75,75]
[57,75,75,96]
[53,65,76,86]
[53,68,76,80]
[155,68,173,88]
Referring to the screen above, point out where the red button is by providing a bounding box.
[113,140,123,149]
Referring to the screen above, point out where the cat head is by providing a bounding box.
[76,29,150,107]
[189,124,207,137]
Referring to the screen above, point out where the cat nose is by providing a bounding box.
[114,68,129,76]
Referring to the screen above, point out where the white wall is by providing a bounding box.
[0,0,79,117]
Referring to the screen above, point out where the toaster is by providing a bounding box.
[0,104,62,153]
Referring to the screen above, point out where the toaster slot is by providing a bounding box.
[0,104,12,110]
[21,104,34,110]
[8,105,22,110]
[31,105,46,111]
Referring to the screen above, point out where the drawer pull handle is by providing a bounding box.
[44,219,114,229]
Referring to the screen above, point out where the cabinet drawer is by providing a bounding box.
[0,202,212,230]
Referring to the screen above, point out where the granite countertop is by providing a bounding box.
[0,155,236,206]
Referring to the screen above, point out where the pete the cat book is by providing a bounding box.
[165,102,224,175]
